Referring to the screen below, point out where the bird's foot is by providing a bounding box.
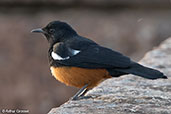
[70,95,92,101]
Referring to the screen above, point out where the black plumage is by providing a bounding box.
[42,21,166,79]
[31,21,167,100]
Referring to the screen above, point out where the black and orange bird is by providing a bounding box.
[31,21,167,100]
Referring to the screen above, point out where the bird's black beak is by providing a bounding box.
[31,28,44,33]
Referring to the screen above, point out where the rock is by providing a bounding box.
[48,38,171,114]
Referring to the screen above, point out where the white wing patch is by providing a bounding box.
[51,49,81,61]
[51,52,70,60]
[71,49,80,55]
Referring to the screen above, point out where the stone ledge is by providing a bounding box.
[48,38,171,114]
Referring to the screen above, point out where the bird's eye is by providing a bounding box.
[49,29,55,34]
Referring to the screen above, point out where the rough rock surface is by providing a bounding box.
[48,38,171,114]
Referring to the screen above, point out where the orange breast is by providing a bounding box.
[50,66,112,88]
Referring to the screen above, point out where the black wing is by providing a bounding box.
[56,44,132,69]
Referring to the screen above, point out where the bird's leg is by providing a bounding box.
[71,84,89,100]
[79,88,89,97]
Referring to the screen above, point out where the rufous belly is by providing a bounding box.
[50,66,112,88]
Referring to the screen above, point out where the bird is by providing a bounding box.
[31,21,167,100]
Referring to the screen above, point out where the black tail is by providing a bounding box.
[116,62,167,79]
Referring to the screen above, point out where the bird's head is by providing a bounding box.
[31,21,77,45]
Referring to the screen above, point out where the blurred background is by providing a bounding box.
[1,0,171,114]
